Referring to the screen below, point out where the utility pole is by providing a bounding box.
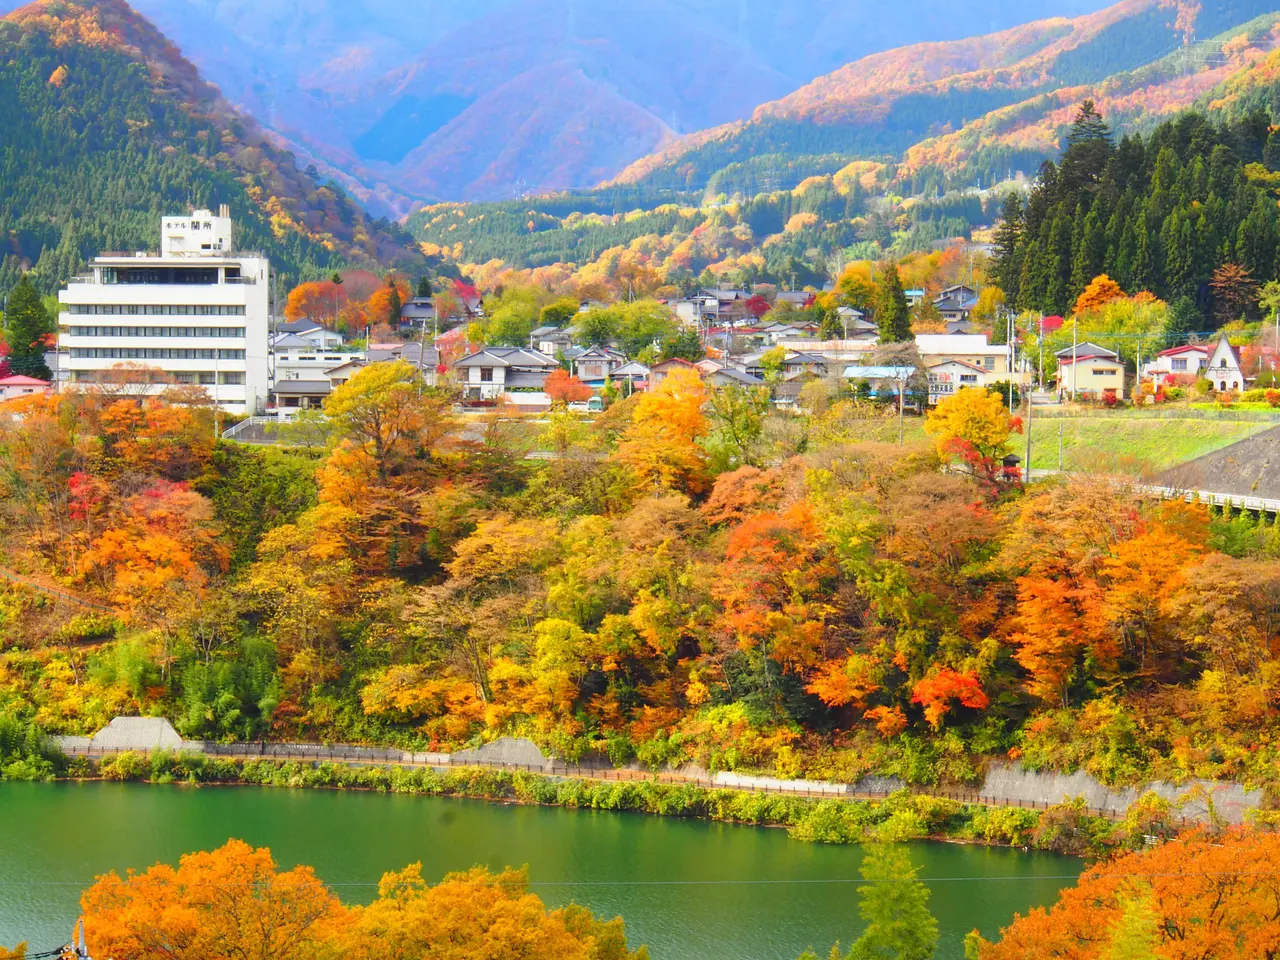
[1024,383,1033,483]
[1007,308,1015,414]
[1071,319,1078,402]
[1038,313,1045,390]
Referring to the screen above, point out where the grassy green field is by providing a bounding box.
[1025,416,1277,475]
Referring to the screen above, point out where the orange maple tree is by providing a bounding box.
[976,828,1280,959]
[545,369,593,404]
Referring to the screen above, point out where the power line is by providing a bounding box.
[8,868,1280,888]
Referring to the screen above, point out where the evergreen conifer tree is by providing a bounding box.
[2,275,53,379]
[873,262,912,343]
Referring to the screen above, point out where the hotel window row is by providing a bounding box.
[69,327,246,338]
[65,304,246,316]
[69,348,246,360]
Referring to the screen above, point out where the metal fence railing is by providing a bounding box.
[52,740,1222,824]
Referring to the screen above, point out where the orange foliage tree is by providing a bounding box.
[910,668,989,729]
[975,828,1280,960]
[82,839,344,960]
[545,369,593,404]
[284,279,348,326]
[80,841,645,960]
[1073,274,1126,315]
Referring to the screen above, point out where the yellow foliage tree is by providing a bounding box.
[614,366,710,494]
[924,386,1017,462]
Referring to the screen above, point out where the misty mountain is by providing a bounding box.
[0,0,1113,209]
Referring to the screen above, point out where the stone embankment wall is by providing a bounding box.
[52,723,1264,824]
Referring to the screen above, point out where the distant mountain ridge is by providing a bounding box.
[611,0,1278,194]
[0,0,422,295]
[0,0,1117,209]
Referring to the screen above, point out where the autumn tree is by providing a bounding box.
[744,294,771,319]
[545,369,593,405]
[2,275,53,378]
[367,275,410,328]
[284,279,348,327]
[323,360,448,483]
[540,297,580,328]
[614,366,710,494]
[334,865,645,960]
[1210,262,1259,325]
[1074,275,1126,316]
[974,828,1280,960]
[81,842,645,960]
[81,840,345,960]
[924,387,1017,464]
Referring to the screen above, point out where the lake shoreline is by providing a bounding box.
[47,750,1126,857]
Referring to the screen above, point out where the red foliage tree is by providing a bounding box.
[744,295,771,319]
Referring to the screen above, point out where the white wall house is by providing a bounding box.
[453,347,558,399]
[271,333,362,384]
[58,207,270,413]
[1206,334,1250,392]
[1145,344,1210,380]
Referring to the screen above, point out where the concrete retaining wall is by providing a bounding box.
[49,725,1263,823]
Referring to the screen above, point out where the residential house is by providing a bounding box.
[742,350,828,380]
[369,341,440,382]
[774,291,816,309]
[699,289,754,325]
[932,285,978,322]
[572,346,627,385]
[531,325,575,356]
[275,319,346,350]
[271,380,332,411]
[1206,333,1251,393]
[324,359,366,389]
[611,360,650,392]
[649,357,699,387]
[703,366,765,389]
[924,359,988,404]
[905,289,927,308]
[1145,344,1210,381]
[453,347,559,399]
[915,334,1011,377]
[271,333,360,384]
[398,296,436,332]
[1055,342,1125,398]
[836,307,878,341]
[0,375,52,402]
[758,320,820,344]
[842,365,916,401]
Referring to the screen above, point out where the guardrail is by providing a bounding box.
[55,741,1190,822]
[221,416,278,440]
[0,567,113,612]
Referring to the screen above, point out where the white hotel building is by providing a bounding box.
[58,207,270,413]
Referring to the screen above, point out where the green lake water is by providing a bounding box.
[0,781,1079,959]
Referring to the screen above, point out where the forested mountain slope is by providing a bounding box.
[0,0,423,296]
[29,0,1117,207]
[612,0,1278,195]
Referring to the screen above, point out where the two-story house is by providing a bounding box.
[453,347,559,399]
[573,346,627,386]
[1056,342,1125,398]
[1145,344,1210,381]
[916,334,1010,376]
